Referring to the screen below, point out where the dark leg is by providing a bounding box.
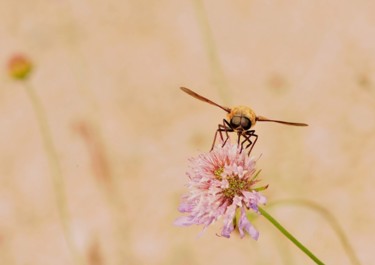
[246,132,258,156]
[242,130,255,148]
[240,133,252,154]
[210,119,233,151]
[237,130,258,156]
[221,120,233,147]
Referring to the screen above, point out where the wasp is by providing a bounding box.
[180,87,308,155]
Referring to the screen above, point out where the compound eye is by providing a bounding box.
[241,117,251,130]
[230,116,241,128]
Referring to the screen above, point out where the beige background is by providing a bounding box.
[1,1,374,264]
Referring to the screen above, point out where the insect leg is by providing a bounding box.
[242,131,254,149]
[245,131,258,156]
[210,120,233,151]
[238,130,256,155]
[239,133,251,154]
[221,120,233,147]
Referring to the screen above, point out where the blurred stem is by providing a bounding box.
[259,206,325,265]
[63,2,135,262]
[23,82,84,265]
[192,0,230,103]
[268,199,362,265]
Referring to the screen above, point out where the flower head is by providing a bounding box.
[7,54,33,80]
[175,142,268,240]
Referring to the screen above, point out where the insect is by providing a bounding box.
[180,87,308,155]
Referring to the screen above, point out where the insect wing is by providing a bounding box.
[256,115,308,126]
[180,87,231,113]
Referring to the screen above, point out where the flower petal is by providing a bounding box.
[242,191,266,212]
[220,203,237,238]
[239,208,259,240]
[174,216,194,226]
[221,221,234,238]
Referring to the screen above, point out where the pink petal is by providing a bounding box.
[174,216,194,226]
[242,191,266,212]
[220,203,237,238]
[178,202,193,212]
[221,223,234,238]
[239,208,259,240]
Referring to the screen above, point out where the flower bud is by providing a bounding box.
[7,54,32,80]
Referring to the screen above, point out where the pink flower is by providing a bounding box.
[175,142,268,240]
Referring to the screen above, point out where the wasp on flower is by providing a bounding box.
[175,141,268,239]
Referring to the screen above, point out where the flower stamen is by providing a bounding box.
[222,175,249,199]
[214,167,224,179]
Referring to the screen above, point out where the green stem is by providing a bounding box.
[259,206,325,265]
[24,82,83,265]
[269,199,361,265]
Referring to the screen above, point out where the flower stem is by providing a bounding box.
[24,82,83,265]
[269,199,361,265]
[192,0,231,103]
[259,206,325,265]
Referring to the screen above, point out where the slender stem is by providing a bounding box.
[269,199,361,265]
[259,206,325,265]
[62,2,135,262]
[24,82,83,265]
[192,0,231,103]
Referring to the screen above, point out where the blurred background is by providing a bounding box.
[1,0,374,264]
